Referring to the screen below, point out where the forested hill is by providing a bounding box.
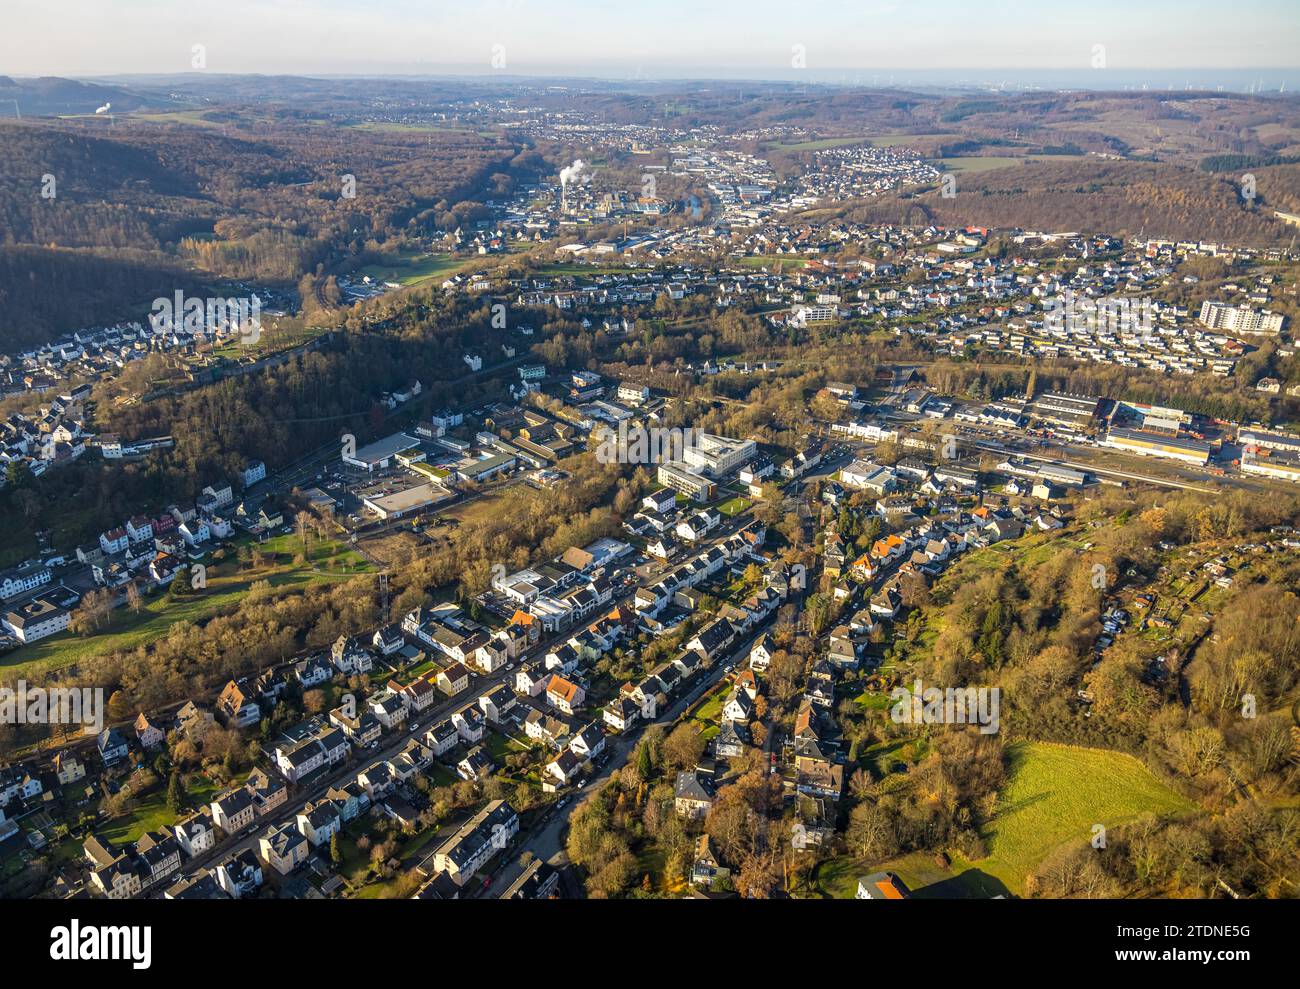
[0,117,519,351]
[0,247,199,351]
[804,158,1300,246]
[0,75,165,116]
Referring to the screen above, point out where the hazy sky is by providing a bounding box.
[2,0,1298,78]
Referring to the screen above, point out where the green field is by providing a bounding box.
[685,681,731,742]
[814,849,988,899]
[126,110,228,129]
[1,534,371,680]
[771,136,869,152]
[483,730,530,764]
[716,496,752,517]
[735,255,808,269]
[935,156,1025,175]
[209,318,326,360]
[348,121,497,138]
[935,154,1092,176]
[356,252,474,288]
[100,773,222,846]
[970,741,1194,894]
[818,741,1194,898]
[869,133,951,147]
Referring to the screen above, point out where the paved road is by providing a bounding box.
[477,623,776,899]
[172,504,760,887]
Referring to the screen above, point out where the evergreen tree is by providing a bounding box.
[166,771,187,814]
[635,740,653,781]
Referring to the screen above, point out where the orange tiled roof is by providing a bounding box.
[547,676,580,703]
[874,877,907,899]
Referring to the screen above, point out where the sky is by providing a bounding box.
[2,0,1298,82]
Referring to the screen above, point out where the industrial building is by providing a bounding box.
[1030,393,1103,429]
[1103,427,1211,465]
[1238,428,1300,455]
[1241,448,1300,482]
[1036,465,1087,488]
[343,432,423,472]
[363,482,452,520]
[840,459,896,494]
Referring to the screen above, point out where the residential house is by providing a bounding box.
[477,685,516,725]
[216,680,261,729]
[372,624,406,656]
[96,728,129,766]
[544,748,583,787]
[715,718,749,759]
[173,809,216,858]
[259,822,308,875]
[214,849,264,898]
[52,750,86,785]
[568,722,606,761]
[296,800,341,848]
[211,788,257,835]
[432,799,519,886]
[274,738,327,784]
[722,689,754,723]
[245,767,288,817]
[368,690,407,730]
[692,834,730,888]
[546,675,586,715]
[424,720,459,757]
[436,662,472,696]
[674,769,716,820]
[457,745,494,782]
[856,871,911,899]
[452,705,486,744]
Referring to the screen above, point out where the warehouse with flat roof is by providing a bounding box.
[1241,448,1300,482]
[1031,393,1103,428]
[344,432,422,472]
[1036,465,1087,487]
[363,482,451,519]
[1239,428,1300,454]
[1104,427,1211,465]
